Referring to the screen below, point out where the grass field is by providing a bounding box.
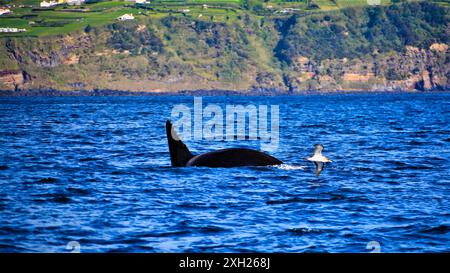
[0,3,146,36]
[0,0,444,37]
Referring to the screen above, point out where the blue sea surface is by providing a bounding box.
[0,93,449,253]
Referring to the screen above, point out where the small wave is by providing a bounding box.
[421,224,450,235]
[66,187,90,195]
[386,161,435,171]
[266,198,301,205]
[385,160,408,166]
[398,165,433,170]
[233,176,259,181]
[32,193,71,203]
[143,188,168,193]
[353,167,372,171]
[286,227,330,235]
[79,157,99,162]
[274,164,306,170]
[112,130,125,136]
[36,177,59,183]
[300,124,326,128]
[176,202,219,209]
[427,157,447,161]
[198,225,230,234]
[408,140,426,146]
[108,245,154,252]
[266,195,344,205]
[0,244,30,252]
[52,195,72,204]
[111,170,131,175]
[287,227,315,235]
[143,230,191,238]
[0,165,8,171]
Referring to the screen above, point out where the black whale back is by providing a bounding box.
[166,120,282,168]
[186,148,283,167]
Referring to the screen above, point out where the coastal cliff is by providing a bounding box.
[0,2,448,93]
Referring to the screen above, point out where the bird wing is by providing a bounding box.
[313,144,324,156]
[314,162,325,177]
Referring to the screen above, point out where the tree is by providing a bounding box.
[84,24,92,33]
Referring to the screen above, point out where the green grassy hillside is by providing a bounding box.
[0,1,448,92]
[0,0,444,37]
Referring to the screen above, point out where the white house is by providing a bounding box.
[275,8,299,14]
[40,1,58,8]
[117,13,135,21]
[0,8,11,16]
[0,27,26,33]
[126,0,148,3]
[67,0,86,5]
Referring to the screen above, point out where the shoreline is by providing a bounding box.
[0,88,448,97]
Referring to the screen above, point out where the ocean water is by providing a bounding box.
[0,93,449,253]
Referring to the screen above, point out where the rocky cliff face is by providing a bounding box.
[0,2,448,93]
[284,43,449,92]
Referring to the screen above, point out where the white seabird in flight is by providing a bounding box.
[306,144,332,176]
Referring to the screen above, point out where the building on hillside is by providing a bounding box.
[40,1,58,8]
[117,13,135,21]
[0,8,11,16]
[126,0,149,3]
[0,27,26,33]
[275,8,299,14]
[67,0,86,5]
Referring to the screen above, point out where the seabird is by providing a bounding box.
[306,144,332,176]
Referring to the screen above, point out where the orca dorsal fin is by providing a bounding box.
[166,120,194,167]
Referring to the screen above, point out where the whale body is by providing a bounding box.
[166,120,282,167]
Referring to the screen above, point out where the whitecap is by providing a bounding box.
[274,164,307,170]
